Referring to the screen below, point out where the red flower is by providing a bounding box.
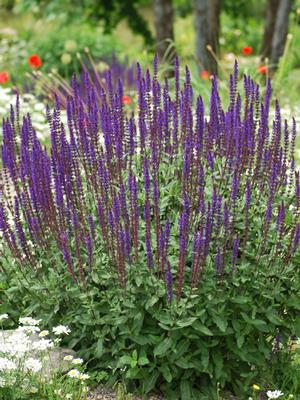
[28,54,43,69]
[257,65,268,74]
[242,46,253,55]
[122,95,132,105]
[200,70,210,80]
[0,71,9,84]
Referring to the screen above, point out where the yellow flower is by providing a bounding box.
[63,355,74,361]
[67,369,80,378]
[252,384,260,391]
[72,358,83,365]
[39,330,49,337]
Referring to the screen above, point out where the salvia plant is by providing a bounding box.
[1,57,299,297]
[0,57,300,399]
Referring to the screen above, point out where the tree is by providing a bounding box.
[260,0,280,59]
[261,0,293,70]
[193,0,221,75]
[153,0,176,62]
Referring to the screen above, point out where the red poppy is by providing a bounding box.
[28,54,43,69]
[257,65,268,74]
[0,71,9,84]
[200,70,210,80]
[122,95,132,105]
[242,46,253,55]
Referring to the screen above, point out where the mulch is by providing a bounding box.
[87,385,165,400]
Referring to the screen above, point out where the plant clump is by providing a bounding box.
[0,58,299,398]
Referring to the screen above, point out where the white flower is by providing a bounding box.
[72,358,83,365]
[30,387,38,393]
[0,330,31,357]
[66,395,72,400]
[53,325,71,335]
[33,103,45,112]
[267,390,284,399]
[0,313,8,322]
[24,358,42,373]
[64,355,74,361]
[67,369,80,378]
[79,373,89,381]
[17,325,40,334]
[0,357,17,371]
[32,338,54,351]
[39,330,49,337]
[19,317,41,326]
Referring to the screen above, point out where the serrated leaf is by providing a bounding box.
[212,315,227,332]
[193,321,213,336]
[154,337,172,357]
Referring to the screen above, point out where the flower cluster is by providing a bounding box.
[0,58,299,302]
[0,315,89,398]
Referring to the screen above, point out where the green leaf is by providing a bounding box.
[212,350,223,379]
[94,338,104,358]
[212,315,227,333]
[130,358,137,368]
[126,366,140,379]
[154,337,172,357]
[193,321,213,336]
[287,296,300,310]
[237,335,244,349]
[175,357,194,369]
[119,355,132,366]
[180,379,192,400]
[266,310,282,325]
[144,370,160,393]
[176,317,197,328]
[138,356,149,366]
[201,347,209,370]
[160,364,172,382]
[231,296,248,304]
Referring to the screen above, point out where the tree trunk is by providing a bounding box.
[270,0,292,70]
[260,0,280,60]
[193,0,220,75]
[210,0,221,58]
[153,0,176,63]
